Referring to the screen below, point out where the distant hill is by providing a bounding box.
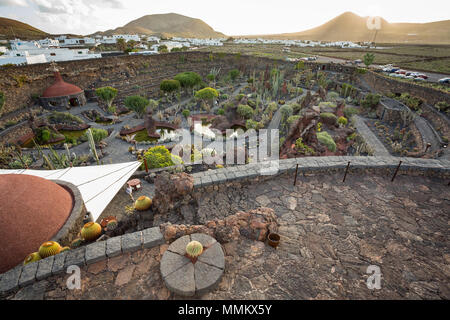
[247,12,450,44]
[95,13,225,39]
[0,17,48,39]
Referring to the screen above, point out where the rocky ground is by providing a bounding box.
[8,172,450,300]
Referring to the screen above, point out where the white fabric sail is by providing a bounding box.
[0,161,141,221]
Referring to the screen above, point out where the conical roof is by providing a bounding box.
[42,71,83,98]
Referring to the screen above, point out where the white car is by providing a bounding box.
[414,77,426,82]
[438,78,450,84]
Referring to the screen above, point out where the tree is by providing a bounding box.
[116,38,127,52]
[363,53,375,67]
[182,109,190,118]
[95,87,117,109]
[124,95,149,118]
[195,87,219,111]
[237,104,254,119]
[174,72,202,93]
[160,79,181,94]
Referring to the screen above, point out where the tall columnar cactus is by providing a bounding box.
[86,128,99,165]
[23,252,41,265]
[81,222,102,241]
[38,241,62,258]
[186,241,203,259]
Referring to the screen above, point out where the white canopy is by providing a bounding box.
[0,161,142,222]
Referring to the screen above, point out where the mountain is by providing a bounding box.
[250,12,450,44]
[0,17,48,39]
[96,13,225,39]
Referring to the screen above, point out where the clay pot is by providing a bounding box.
[267,233,280,248]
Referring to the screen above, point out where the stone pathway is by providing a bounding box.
[7,172,449,300]
[353,116,390,156]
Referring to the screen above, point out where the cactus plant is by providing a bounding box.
[38,241,62,258]
[186,241,203,260]
[23,252,41,265]
[106,220,118,231]
[81,222,102,241]
[60,246,70,253]
[71,238,84,249]
[134,196,152,211]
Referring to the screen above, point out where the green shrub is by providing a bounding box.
[280,104,293,120]
[90,128,108,143]
[356,68,367,74]
[40,129,50,143]
[398,93,422,111]
[287,115,301,126]
[246,119,260,130]
[228,69,240,81]
[182,109,190,118]
[124,95,149,118]
[435,101,450,113]
[95,87,118,108]
[295,138,315,155]
[317,131,336,152]
[320,112,337,125]
[237,104,254,119]
[361,93,381,109]
[195,87,219,101]
[247,99,256,108]
[338,116,348,126]
[142,145,181,169]
[344,106,359,119]
[217,108,225,115]
[174,72,202,88]
[160,79,181,93]
[295,61,305,70]
[235,93,245,102]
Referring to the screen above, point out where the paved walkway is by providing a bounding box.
[7,172,449,300]
[353,116,390,156]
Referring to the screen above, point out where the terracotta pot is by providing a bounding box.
[267,233,280,248]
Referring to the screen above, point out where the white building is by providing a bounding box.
[59,37,96,47]
[112,34,141,42]
[1,39,101,66]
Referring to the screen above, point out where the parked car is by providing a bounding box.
[438,78,450,84]
[417,74,428,79]
[414,77,426,82]
[396,69,407,75]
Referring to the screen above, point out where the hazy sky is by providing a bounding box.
[0,0,449,35]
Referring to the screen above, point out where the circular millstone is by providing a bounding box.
[160,233,225,297]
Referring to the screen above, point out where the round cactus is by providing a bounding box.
[81,222,102,241]
[134,196,152,211]
[60,246,70,253]
[38,241,62,258]
[106,220,118,231]
[71,238,84,249]
[186,241,203,259]
[24,252,41,265]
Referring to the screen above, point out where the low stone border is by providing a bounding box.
[160,233,224,297]
[191,156,450,188]
[0,227,164,296]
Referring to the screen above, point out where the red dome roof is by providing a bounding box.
[0,174,74,273]
[42,71,83,98]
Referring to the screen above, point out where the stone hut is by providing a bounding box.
[40,66,86,109]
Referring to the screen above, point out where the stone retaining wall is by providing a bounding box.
[0,227,164,297]
[191,156,450,190]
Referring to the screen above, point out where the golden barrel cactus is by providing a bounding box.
[38,241,62,258]
[23,252,41,265]
[186,241,203,259]
[134,196,152,211]
[81,222,102,241]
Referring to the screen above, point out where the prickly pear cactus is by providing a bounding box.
[186,241,203,259]
[38,241,62,258]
